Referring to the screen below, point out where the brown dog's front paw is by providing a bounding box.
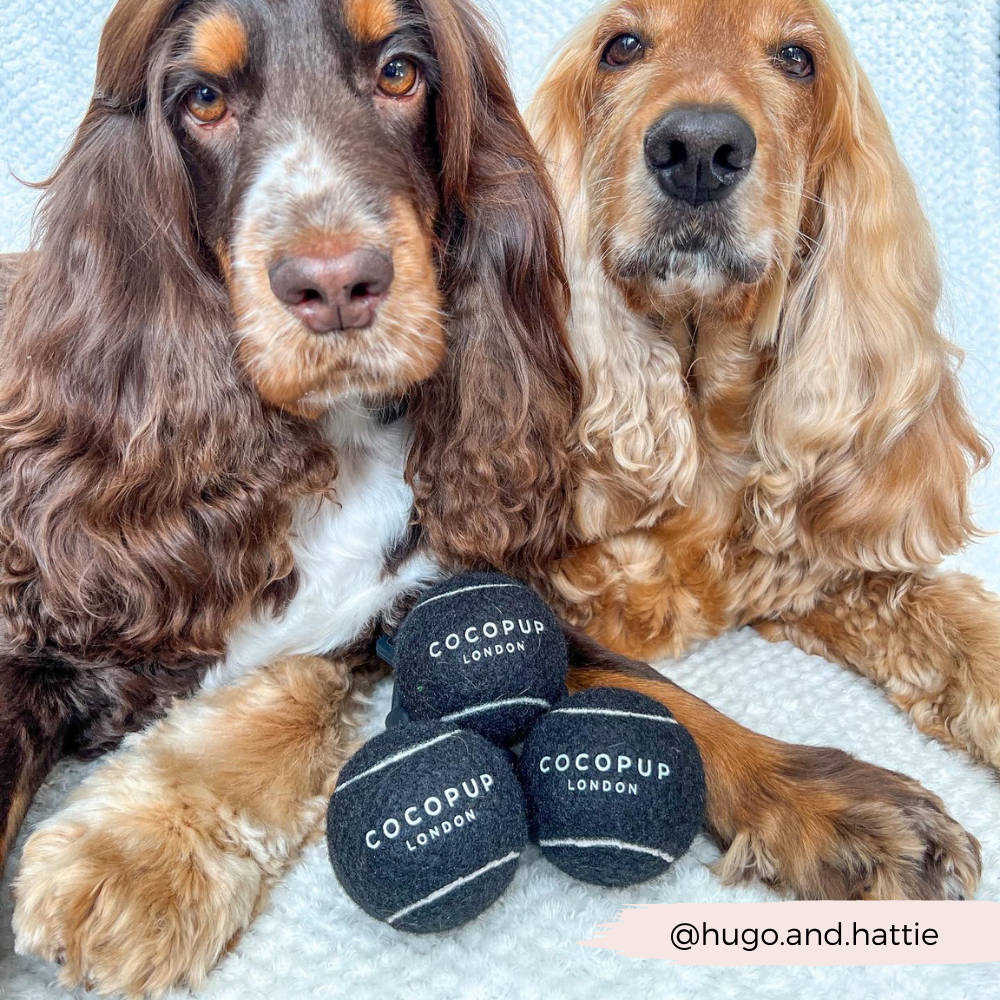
[13,801,272,998]
[712,745,981,901]
[12,655,357,996]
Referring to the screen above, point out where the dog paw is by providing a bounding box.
[713,745,981,900]
[12,797,289,998]
[12,654,357,996]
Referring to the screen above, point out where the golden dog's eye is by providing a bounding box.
[602,33,645,68]
[184,85,228,123]
[776,45,815,79]
[378,57,420,98]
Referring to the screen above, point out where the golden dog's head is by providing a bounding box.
[531,0,989,580]
[531,0,871,308]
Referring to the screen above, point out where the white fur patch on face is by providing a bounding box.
[650,226,777,297]
[227,127,445,410]
[658,252,730,297]
[238,129,383,245]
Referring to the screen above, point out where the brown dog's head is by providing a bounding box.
[57,0,569,415]
[0,0,576,661]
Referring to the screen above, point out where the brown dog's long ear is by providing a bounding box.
[0,0,334,664]
[748,6,989,568]
[406,0,580,583]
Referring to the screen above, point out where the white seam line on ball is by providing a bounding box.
[441,697,552,722]
[386,851,521,925]
[550,707,679,725]
[412,583,520,611]
[538,839,675,863]
[334,730,464,794]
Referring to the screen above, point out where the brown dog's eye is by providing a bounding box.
[378,57,420,98]
[184,85,228,123]
[776,45,815,79]
[602,34,645,68]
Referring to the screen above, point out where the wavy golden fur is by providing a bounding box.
[530,0,1000,771]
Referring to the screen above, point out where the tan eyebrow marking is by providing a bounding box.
[343,0,400,45]
[190,9,249,78]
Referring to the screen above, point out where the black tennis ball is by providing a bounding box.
[518,687,705,887]
[327,722,527,933]
[393,572,568,746]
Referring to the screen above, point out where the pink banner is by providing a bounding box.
[580,901,1000,966]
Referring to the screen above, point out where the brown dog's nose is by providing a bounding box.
[646,107,757,207]
[268,249,394,334]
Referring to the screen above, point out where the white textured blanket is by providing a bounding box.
[1,1,998,998]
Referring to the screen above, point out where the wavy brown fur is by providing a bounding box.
[0,12,336,665]
[0,0,579,880]
[406,0,578,583]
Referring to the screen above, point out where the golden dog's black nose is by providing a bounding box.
[646,107,756,207]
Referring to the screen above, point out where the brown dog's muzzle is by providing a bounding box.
[267,249,395,334]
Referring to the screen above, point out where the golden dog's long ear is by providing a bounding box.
[526,20,701,542]
[525,13,603,193]
[749,8,989,570]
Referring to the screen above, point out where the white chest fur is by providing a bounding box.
[213,405,441,687]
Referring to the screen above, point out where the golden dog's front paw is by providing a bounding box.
[13,800,277,998]
[714,745,982,901]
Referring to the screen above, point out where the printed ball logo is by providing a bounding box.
[518,688,706,887]
[537,751,671,796]
[327,723,528,934]
[428,617,548,663]
[393,573,568,746]
[364,772,497,851]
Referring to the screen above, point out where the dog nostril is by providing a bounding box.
[665,140,687,169]
[714,144,738,172]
